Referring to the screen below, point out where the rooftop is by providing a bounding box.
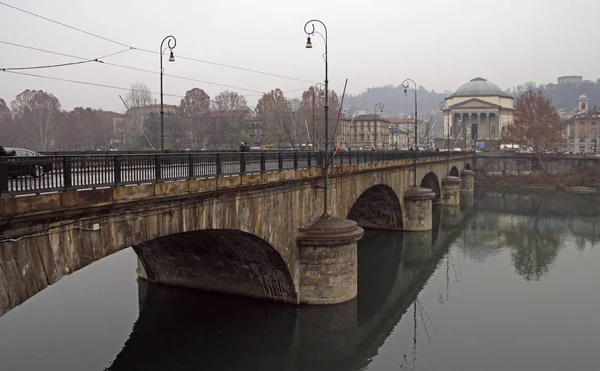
[447,77,513,99]
[352,114,390,122]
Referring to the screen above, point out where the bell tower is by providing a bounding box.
[578,94,589,113]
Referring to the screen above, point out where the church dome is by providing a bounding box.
[579,94,589,100]
[448,77,513,99]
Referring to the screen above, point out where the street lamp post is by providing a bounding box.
[373,103,384,149]
[440,101,450,174]
[160,35,177,152]
[305,19,330,217]
[311,83,325,150]
[403,78,418,187]
[304,19,329,218]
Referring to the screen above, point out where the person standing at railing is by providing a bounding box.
[239,142,246,152]
[0,145,16,156]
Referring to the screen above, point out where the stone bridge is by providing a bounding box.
[0,152,474,316]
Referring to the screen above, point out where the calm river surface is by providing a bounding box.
[1,187,599,371]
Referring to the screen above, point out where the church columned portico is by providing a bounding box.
[443,77,514,150]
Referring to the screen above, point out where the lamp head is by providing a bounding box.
[403,88,407,95]
[305,36,313,48]
[168,51,175,62]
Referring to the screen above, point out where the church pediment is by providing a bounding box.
[450,98,501,109]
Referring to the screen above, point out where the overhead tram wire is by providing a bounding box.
[1,59,101,71]
[3,70,186,98]
[0,40,314,96]
[134,48,316,84]
[0,40,134,65]
[2,69,310,99]
[0,1,316,84]
[0,1,131,48]
[0,40,105,61]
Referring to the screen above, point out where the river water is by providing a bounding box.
[1,187,599,371]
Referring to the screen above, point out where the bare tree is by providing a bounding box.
[123,81,153,146]
[55,108,112,150]
[0,98,19,145]
[11,89,61,150]
[505,90,564,172]
[297,87,341,149]
[210,91,249,149]
[256,89,297,149]
[179,88,211,149]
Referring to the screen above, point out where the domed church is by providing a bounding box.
[442,77,514,150]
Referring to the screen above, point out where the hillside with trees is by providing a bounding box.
[507,79,600,111]
[343,84,447,119]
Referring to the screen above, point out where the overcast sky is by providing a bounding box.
[1,0,599,112]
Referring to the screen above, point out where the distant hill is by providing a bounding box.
[343,84,447,119]
[507,79,600,111]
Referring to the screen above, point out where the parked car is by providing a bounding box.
[4,147,54,178]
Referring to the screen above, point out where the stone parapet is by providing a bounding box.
[297,217,364,305]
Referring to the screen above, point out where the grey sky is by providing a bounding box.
[1,0,599,112]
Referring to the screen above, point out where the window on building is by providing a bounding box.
[593,121,598,126]
[580,129,586,138]
[491,126,496,136]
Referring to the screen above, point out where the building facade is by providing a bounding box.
[343,114,391,149]
[558,76,583,85]
[388,117,414,149]
[241,120,263,147]
[443,77,514,150]
[564,95,600,153]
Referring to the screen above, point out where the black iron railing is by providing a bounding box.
[0,150,467,197]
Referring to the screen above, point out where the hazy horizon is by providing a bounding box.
[1,0,599,112]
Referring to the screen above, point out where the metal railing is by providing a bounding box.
[0,150,467,197]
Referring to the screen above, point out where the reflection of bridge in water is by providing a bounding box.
[460,187,600,282]
[106,203,475,371]
[475,187,600,219]
[474,187,600,243]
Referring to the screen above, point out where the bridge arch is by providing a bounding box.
[133,229,297,304]
[449,166,460,177]
[420,172,441,203]
[347,184,403,230]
